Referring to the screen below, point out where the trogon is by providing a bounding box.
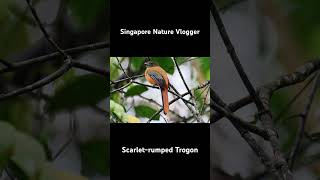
[144,60,169,114]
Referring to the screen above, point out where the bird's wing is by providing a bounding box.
[148,71,166,89]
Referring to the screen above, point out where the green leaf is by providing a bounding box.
[68,0,105,27]
[125,85,148,97]
[130,57,145,72]
[135,105,160,120]
[198,57,210,80]
[0,98,33,133]
[0,122,88,180]
[49,74,107,111]
[11,132,46,179]
[151,57,175,74]
[175,57,188,65]
[0,121,15,169]
[110,100,126,122]
[80,140,109,176]
[110,57,120,81]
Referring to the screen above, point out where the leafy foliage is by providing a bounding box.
[68,0,105,27]
[135,105,160,120]
[0,121,87,180]
[151,57,175,74]
[49,74,106,111]
[125,85,148,97]
[80,140,109,176]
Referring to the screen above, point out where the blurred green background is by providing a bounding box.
[0,0,108,179]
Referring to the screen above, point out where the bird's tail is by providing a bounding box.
[161,88,169,114]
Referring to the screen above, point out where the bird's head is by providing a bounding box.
[144,59,158,67]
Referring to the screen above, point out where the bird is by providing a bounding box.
[144,60,169,114]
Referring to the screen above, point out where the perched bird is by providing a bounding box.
[144,60,169,114]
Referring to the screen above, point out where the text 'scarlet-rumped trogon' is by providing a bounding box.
[144,61,169,114]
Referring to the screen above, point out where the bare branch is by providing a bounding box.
[72,61,108,77]
[116,57,130,78]
[0,59,13,68]
[52,112,77,161]
[0,62,71,101]
[25,0,69,59]
[111,74,144,84]
[289,73,320,169]
[274,74,317,123]
[0,42,108,74]
[172,57,192,97]
[212,60,320,122]
[147,82,209,123]
[110,81,132,94]
[210,0,265,112]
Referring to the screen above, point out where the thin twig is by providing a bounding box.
[0,42,108,74]
[138,94,187,121]
[72,61,108,77]
[210,0,265,111]
[110,81,132,93]
[169,83,203,122]
[147,91,190,122]
[211,102,269,140]
[111,74,144,84]
[172,57,192,97]
[52,112,77,160]
[172,57,203,121]
[116,57,130,78]
[0,62,71,101]
[25,0,69,59]
[275,74,317,123]
[147,83,209,122]
[289,73,320,169]
[211,1,293,177]
[211,89,269,140]
[133,81,194,106]
[0,59,13,68]
[213,60,320,123]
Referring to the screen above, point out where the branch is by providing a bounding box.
[0,59,13,68]
[111,80,195,106]
[172,57,203,122]
[52,111,76,160]
[138,94,187,121]
[210,89,283,177]
[210,0,265,112]
[211,103,269,140]
[211,0,299,174]
[110,81,132,94]
[147,82,209,122]
[212,60,320,122]
[0,62,71,101]
[111,74,144,84]
[274,74,317,123]
[0,42,108,74]
[71,61,108,77]
[289,73,320,169]
[172,57,192,97]
[169,83,195,106]
[25,0,69,59]
[116,57,130,78]
[211,89,269,140]
[212,95,252,122]
[169,83,203,122]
